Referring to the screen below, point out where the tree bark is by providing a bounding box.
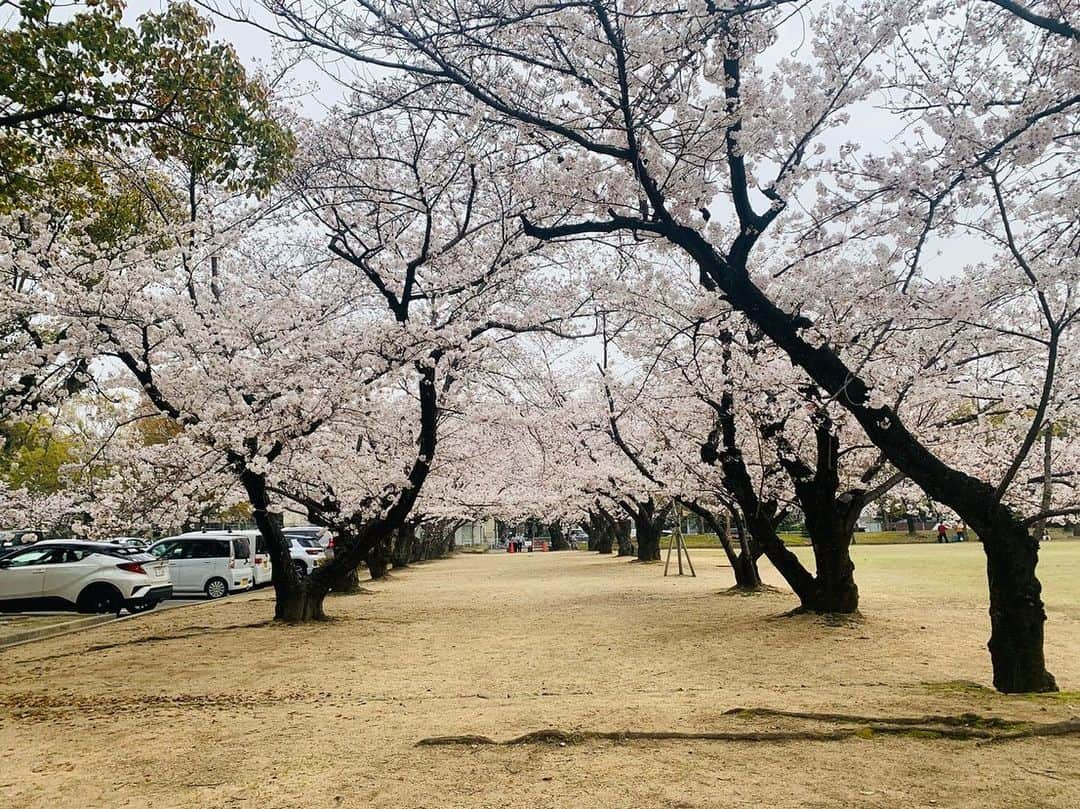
[615,518,633,557]
[239,468,327,619]
[274,578,330,621]
[693,504,761,589]
[586,510,615,554]
[725,511,760,587]
[779,417,861,614]
[325,564,363,595]
[392,523,417,568]
[625,499,669,562]
[635,518,662,561]
[976,511,1057,693]
[366,536,391,580]
[701,399,818,605]
[549,522,570,551]
[805,522,860,613]
[1032,426,1053,541]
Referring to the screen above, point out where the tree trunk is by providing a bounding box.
[586,511,615,554]
[697,505,761,589]
[1032,426,1053,541]
[977,512,1057,693]
[702,395,817,604]
[806,527,859,613]
[595,529,614,554]
[730,513,762,589]
[615,519,633,556]
[549,522,570,551]
[392,523,416,568]
[326,564,362,595]
[274,578,329,621]
[635,521,662,561]
[745,511,818,605]
[239,468,322,620]
[367,537,391,580]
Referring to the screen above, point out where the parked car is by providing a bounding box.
[0,540,172,614]
[0,529,43,550]
[147,535,253,598]
[107,536,148,549]
[166,530,272,587]
[285,534,329,577]
[285,525,334,558]
[250,532,274,586]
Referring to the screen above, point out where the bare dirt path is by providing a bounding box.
[1,545,1078,808]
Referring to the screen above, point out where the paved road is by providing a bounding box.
[2,589,247,622]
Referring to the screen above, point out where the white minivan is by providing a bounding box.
[148,535,253,598]
[162,530,273,587]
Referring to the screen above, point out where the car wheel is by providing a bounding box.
[76,584,122,615]
[204,577,229,599]
[292,560,308,578]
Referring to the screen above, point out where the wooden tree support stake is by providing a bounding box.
[664,506,696,577]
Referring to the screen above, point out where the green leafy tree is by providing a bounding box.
[0,417,81,494]
[0,0,294,207]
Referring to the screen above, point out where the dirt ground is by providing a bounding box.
[1,544,1078,809]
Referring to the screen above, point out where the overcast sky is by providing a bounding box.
[116,1,983,278]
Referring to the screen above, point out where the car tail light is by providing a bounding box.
[306,548,321,555]
[328,537,334,548]
[117,562,146,574]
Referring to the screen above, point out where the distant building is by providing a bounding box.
[454,517,497,548]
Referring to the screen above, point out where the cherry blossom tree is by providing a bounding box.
[253,0,1080,689]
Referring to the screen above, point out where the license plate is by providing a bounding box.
[153,567,165,578]
[313,559,325,568]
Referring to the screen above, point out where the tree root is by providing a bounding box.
[721,707,1019,728]
[717,583,785,597]
[416,711,1080,747]
[774,607,863,625]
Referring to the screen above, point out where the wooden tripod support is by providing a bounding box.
[664,508,696,577]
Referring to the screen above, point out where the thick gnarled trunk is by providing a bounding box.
[586,510,615,554]
[392,523,417,568]
[325,564,363,595]
[634,519,662,562]
[366,536,391,580]
[976,512,1057,693]
[624,499,669,562]
[274,579,329,621]
[615,519,633,557]
[806,530,859,613]
[549,522,570,551]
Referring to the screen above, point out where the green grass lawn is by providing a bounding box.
[673,539,1080,614]
[677,527,1075,549]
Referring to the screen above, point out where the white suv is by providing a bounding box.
[0,540,173,614]
[286,534,329,577]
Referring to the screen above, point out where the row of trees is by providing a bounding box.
[2,1,1078,693]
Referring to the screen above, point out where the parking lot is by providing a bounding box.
[0,589,256,648]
